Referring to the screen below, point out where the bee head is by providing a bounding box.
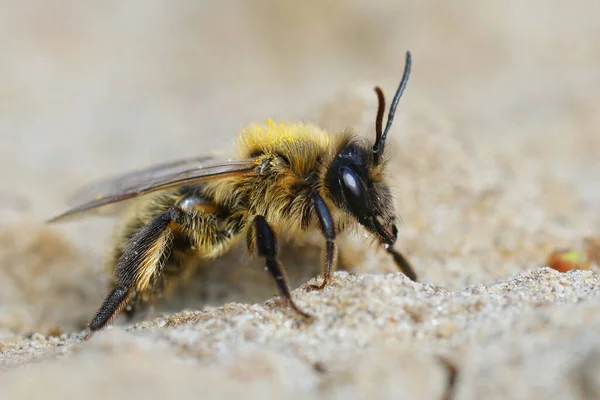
[325,51,411,245]
[325,142,398,245]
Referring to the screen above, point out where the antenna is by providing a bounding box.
[372,50,412,163]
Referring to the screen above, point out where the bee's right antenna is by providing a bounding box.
[372,50,412,164]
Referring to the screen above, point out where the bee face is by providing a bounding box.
[326,142,397,245]
[324,51,411,246]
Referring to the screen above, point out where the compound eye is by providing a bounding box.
[341,167,361,197]
[339,166,369,212]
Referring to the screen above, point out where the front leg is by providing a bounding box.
[379,222,418,281]
[387,246,418,282]
[306,192,337,291]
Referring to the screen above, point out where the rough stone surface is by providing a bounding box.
[1,1,600,399]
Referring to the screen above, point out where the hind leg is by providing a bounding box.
[121,248,197,321]
[87,199,232,336]
[120,269,184,322]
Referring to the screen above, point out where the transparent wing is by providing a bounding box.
[65,155,216,207]
[48,156,258,223]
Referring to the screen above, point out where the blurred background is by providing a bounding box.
[0,0,599,335]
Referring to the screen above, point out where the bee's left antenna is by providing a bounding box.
[372,50,412,163]
[373,86,386,164]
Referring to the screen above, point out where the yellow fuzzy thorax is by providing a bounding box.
[237,119,333,158]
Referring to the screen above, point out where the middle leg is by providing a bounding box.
[252,215,312,318]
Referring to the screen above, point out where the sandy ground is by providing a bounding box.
[1,1,600,398]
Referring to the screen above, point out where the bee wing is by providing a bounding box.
[48,156,258,223]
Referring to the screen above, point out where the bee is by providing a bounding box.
[49,51,417,336]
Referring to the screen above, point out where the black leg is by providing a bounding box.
[387,247,418,282]
[85,191,236,339]
[86,207,178,336]
[253,215,312,318]
[307,192,337,291]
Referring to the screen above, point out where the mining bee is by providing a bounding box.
[49,51,417,336]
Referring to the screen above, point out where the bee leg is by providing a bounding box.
[387,247,418,282]
[253,215,312,318]
[86,207,180,336]
[306,192,337,291]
